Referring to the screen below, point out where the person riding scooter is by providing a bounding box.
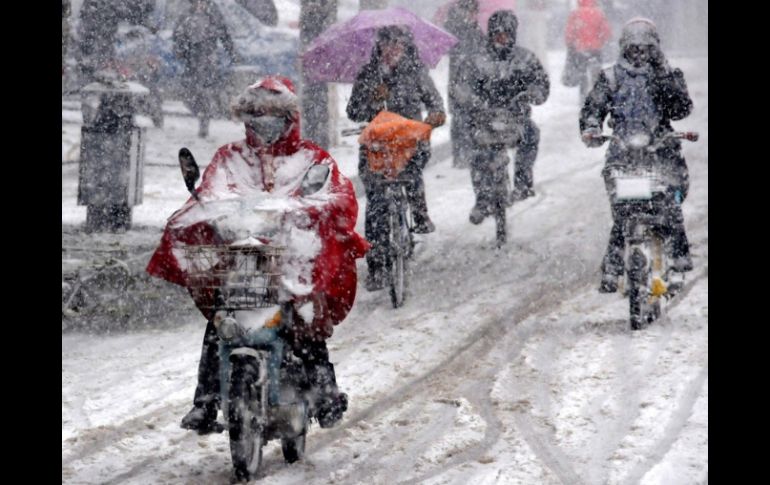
[147,76,369,433]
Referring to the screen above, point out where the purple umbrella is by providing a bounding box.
[301,7,458,83]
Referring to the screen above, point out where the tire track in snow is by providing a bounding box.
[301,269,593,484]
[585,319,674,483]
[62,401,188,466]
[400,273,602,485]
[502,265,707,485]
[621,365,708,485]
[402,322,549,485]
[335,402,459,485]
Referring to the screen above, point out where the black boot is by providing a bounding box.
[181,404,224,434]
[412,212,436,234]
[365,268,386,291]
[309,354,348,428]
[411,193,435,233]
[317,392,348,429]
[315,363,348,428]
[182,321,223,434]
[599,272,619,293]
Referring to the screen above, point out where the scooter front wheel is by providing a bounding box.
[388,209,408,308]
[228,356,264,481]
[627,249,648,330]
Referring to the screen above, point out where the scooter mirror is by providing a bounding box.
[179,147,200,200]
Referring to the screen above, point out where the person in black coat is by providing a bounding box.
[465,10,549,225]
[76,0,156,82]
[444,0,485,168]
[346,26,446,291]
[579,17,694,293]
[173,0,239,138]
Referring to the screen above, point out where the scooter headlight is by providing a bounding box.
[627,133,651,149]
[213,312,241,341]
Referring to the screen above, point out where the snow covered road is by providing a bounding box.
[62,53,707,484]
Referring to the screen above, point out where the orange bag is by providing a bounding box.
[359,111,433,179]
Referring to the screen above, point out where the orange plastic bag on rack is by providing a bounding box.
[359,111,433,179]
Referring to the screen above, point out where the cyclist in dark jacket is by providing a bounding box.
[580,18,694,293]
[465,10,549,224]
[346,26,446,291]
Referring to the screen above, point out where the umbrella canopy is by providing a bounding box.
[301,7,457,83]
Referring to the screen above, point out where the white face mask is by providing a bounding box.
[246,115,287,144]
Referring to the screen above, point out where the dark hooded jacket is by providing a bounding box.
[579,19,693,190]
[346,27,445,124]
[466,11,549,140]
[173,0,237,68]
[77,0,155,75]
[444,0,486,114]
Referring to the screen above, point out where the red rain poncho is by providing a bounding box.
[146,76,370,339]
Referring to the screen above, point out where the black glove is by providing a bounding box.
[648,46,670,77]
[581,128,604,148]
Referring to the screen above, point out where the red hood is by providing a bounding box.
[236,75,303,157]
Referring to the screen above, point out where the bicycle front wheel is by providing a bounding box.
[388,207,408,308]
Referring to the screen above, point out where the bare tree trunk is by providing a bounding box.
[300,0,338,150]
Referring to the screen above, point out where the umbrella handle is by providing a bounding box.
[379,72,388,112]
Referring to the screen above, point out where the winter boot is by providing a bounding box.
[365,269,386,291]
[310,362,348,428]
[599,273,619,293]
[317,392,348,428]
[412,215,436,234]
[180,404,224,434]
[509,186,535,204]
[671,255,694,273]
[469,204,486,225]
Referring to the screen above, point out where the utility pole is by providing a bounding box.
[300,0,338,149]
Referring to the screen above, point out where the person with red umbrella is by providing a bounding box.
[346,26,447,291]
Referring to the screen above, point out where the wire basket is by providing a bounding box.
[607,166,669,203]
[181,244,284,310]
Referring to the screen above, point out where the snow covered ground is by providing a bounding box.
[62,37,708,485]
